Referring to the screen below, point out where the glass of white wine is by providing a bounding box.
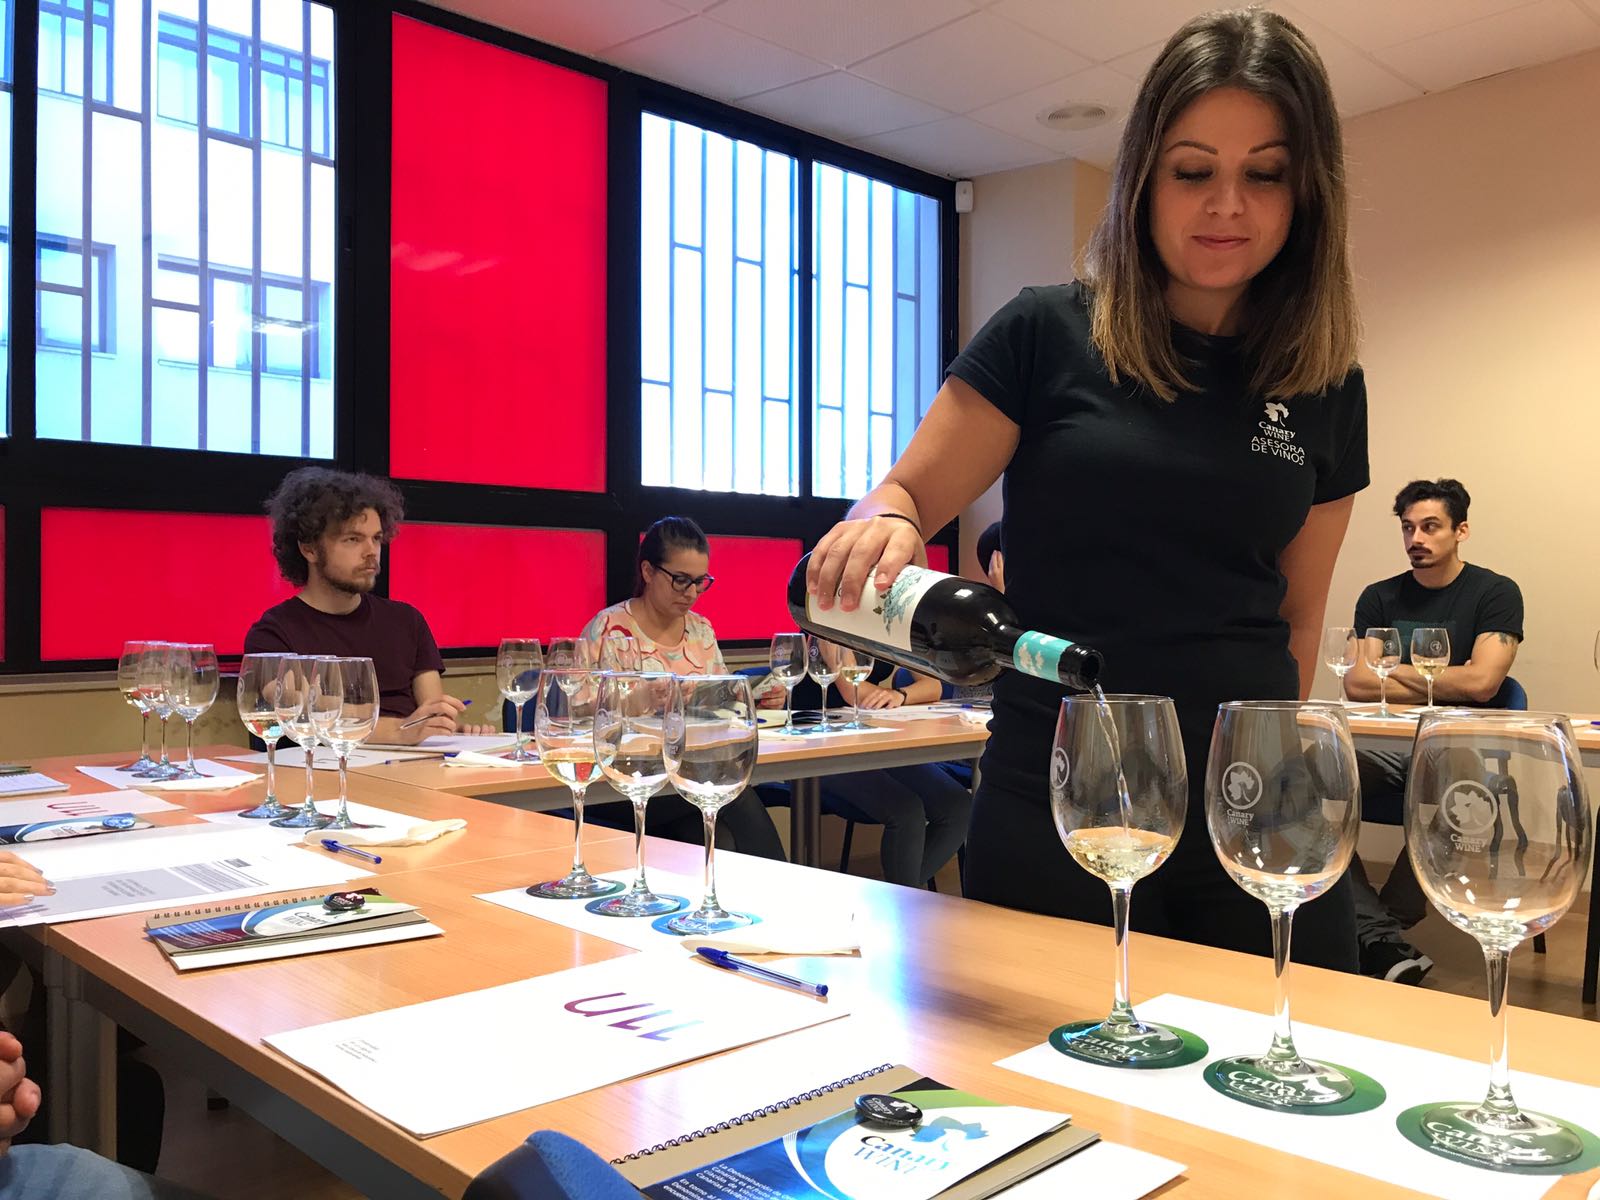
[309,657,380,831]
[593,672,680,917]
[1205,701,1374,1111]
[116,640,158,775]
[768,633,806,739]
[664,675,759,935]
[1050,694,1195,1068]
[1410,627,1450,710]
[271,656,333,831]
[1401,709,1595,1169]
[806,635,841,733]
[835,646,876,730]
[1364,626,1402,718]
[528,668,619,900]
[1321,625,1357,705]
[236,652,297,819]
[497,638,543,762]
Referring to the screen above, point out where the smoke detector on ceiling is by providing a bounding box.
[1037,101,1114,132]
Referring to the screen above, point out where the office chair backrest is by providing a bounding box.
[463,1130,642,1200]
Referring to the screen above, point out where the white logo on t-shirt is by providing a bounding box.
[1252,402,1305,465]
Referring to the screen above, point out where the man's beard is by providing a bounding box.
[326,570,376,596]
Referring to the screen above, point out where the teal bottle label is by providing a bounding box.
[1013,631,1073,682]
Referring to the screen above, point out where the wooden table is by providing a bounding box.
[358,714,991,870]
[1346,706,1600,767]
[23,749,1600,1200]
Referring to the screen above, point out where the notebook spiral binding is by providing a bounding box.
[148,892,329,922]
[611,1063,896,1164]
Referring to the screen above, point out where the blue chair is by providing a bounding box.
[464,1130,641,1199]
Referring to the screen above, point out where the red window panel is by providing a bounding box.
[925,542,950,574]
[40,509,295,660]
[388,523,607,648]
[389,15,608,491]
[693,535,804,642]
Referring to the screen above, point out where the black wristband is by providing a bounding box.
[875,511,923,536]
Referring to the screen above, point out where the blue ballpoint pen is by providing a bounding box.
[695,947,828,997]
[320,838,382,864]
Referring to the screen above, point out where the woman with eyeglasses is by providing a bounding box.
[579,516,787,859]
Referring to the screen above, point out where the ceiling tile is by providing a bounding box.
[853,117,1059,178]
[604,17,831,100]
[428,0,688,55]
[1271,4,1425,113]
[1372,0,1600,91]
[660,0,728,11]
[851,11,1092,112]
[1294,0,1547,50]
[708,0,975,69]
[989,0,1215,62]
[741,72,951,140]
[966,66,1139,151]
[1106,39,1164,85]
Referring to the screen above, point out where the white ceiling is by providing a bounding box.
[433,0,1600,178]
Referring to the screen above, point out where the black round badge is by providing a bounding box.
[322,891,367,913]
[855,1094,922,1128]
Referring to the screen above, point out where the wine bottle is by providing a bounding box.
[786,554,1102,689]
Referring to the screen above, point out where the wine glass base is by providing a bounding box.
[272,806,334,831]
[662,909,755,936]
[1397,1102,1594,1171]
[1203,1053,1385,1113]
[1050,1018,1207,1069]
[507,746,538,763]
[321,815,378,831]
[238,798,298,820]
[526,873,624,900]
[589,890,686,918]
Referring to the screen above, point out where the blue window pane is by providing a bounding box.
[640,112,798,496]
[262,282,303,376]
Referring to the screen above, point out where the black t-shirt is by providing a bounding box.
[1353,563,1523,705]
[243,594,445,718]
[947,282,1370,792]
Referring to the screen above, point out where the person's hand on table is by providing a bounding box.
[855,683,904,709]
[0,852,51,907]
[388,698,461,744]
[807,515,923,612]
[0,1032,41,1157]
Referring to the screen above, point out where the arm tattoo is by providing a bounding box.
[1493,632,1517,647]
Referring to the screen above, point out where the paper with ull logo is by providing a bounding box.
[644,1082,1068,1200]
[264,951,848,1136]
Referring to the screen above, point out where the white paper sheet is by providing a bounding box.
[0,773,70,797]
[363,734,519,755]
[195,802,426,842]
[996,994,1600,1200]
[0,791,180,823]
[478,870,857,956]
[995,1140,1184,1199]
[77,760,258,791]
[221,747,432,771]
[265,951,850,1136]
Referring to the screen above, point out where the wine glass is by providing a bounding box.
[835,646,876,730]
[593,672,679,917]
[769,633,807,735]
[1401,710,1594,1168]
[1050,694,1196,1068]
[1364,626,1402,718]
[1321,626,1357,706]
[137,642,183,781]
[1410,627,1451,710]
[497,638,543,763]
[116,640,158,774]
[598,630,640,673]
[309,657,380,831]
[806,635,841,733]
[527,669,618,899]
[271,656,333,831]
[168,644,220,779]
[547,637,594,696]
[664,675,759,935]
[236,652,296,819]
[1205,700,1370,1111]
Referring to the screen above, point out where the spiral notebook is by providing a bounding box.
[614,1064,1098,1198]
[144,888,442,971]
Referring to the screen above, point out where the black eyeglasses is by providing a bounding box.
[653,565,715,593]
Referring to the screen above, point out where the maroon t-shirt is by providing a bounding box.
[243,595,445,718]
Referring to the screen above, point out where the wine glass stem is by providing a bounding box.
[701,806,721,912]
[1426,677,1435,708]
[783,685,796,734]
[570,785,589,874]
[304,742,316,808]
[335,753,352,824]
[515,701,527,756]
[139,711,151,761]
[1268,906,1300,1064]
[1481,945,1519,1117]
[184,719,197,771]
[852,695,861,727]
[1379,675,1388,719]
[264,735,278,801]
[1108,883,1136,1028]
[158,716,171,767]
[630,797,649,891]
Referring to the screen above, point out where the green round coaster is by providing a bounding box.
[1395,1103,1600,1175]
[1048,1020,1209,1069]
[1202,1055,1387,1115]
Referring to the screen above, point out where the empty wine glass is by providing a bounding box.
[1401,710,1594,1169]
[1204,701,1375,1112]
[547,637,594,696]
[497,638,543,763]
[309,657,380,831]
[527,669,617,900]
[769,633,807,735]
[1410,627,1451,710]
[116,640,158,774]
[137,642,183,782]
[594,672,679,917]
[835,646,877,730]
[1364,626,1402,718]
[1050,694,1197,1068]
[598,630,640,673]
[1321,626,1357,706]
[271,656,332,831]
[168,644,220,780]
[806,635,841,733]
[664,675,759,935]
[236,652,296,819]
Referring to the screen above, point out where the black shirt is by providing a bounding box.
[947,282,1369,791]
[1353,563,1523,704]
